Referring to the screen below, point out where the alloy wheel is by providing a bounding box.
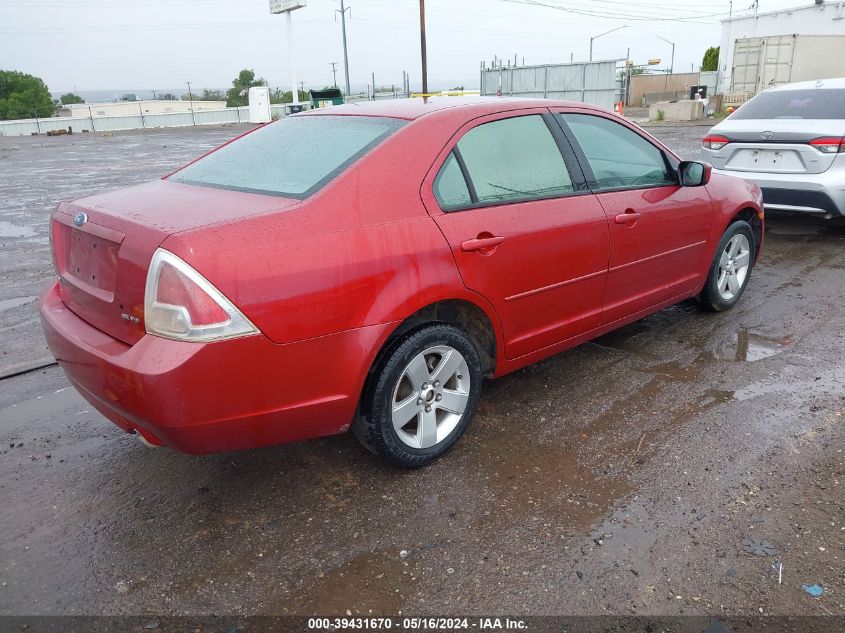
[391,345,471,449]
[716,233,751,301]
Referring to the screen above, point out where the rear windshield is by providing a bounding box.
[732,88,845,120]
[170,115,405,197]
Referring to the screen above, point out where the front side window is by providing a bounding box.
[561,114,675,190]
[451,115,574,207]
[170,115,404,198]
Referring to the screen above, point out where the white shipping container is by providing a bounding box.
[731,34,845,95]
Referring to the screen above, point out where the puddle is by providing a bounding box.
[0,296,37,313]
[0,221,36,238]
[286,548,417,614]
[711,330,792,363]
[467,424,630,530]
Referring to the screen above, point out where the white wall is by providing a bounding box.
[0,106,291,136]
[67,100,227,117]
[717,1,845,92]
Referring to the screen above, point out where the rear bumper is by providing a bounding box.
[39,282,391,454]
[711,167,845,216]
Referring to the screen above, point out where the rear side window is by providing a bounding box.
[434,153,472,210]
[170,115,404,198]
[453,115,574,206]
[731,88,845,120]
[561,114,674,190]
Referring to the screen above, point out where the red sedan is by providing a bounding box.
[40,98,764,467]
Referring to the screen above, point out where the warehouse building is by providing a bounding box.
[717,0,845,94]
[60,100,227,118]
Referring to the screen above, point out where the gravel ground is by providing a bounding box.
[0,122,842,621]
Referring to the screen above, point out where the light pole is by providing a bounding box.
[589,25,627,62]
[335,0,352,96]
[286,10,300,105]
[657,36,675,75]
[270,1,307,109]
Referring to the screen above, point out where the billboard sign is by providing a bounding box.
[270,0,306,13]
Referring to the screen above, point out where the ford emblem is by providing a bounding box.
[73,212,88,227]
[762,130,774,140]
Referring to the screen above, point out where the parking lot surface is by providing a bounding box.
[1,123,843,617]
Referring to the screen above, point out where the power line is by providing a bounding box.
[351,0,728,21]
[496,0,726,23]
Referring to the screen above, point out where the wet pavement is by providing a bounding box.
[0,123,843,618]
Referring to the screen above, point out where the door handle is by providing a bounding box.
[615,210,641,224]
[461,236,505,252]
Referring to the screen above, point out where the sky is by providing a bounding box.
[0,0,814,97]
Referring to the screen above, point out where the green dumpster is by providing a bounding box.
[310,88,345,109]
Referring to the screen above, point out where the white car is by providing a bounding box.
[702,78,845,218]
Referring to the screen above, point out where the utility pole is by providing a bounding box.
[330,62,339,87]
[372,72,376,100]
[186,81,196,126]
[419,0,428,95]
[336,0,352,96]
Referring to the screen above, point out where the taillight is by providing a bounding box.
[702,134,730,151]
[809,137,845,154]
[144,249,257,342]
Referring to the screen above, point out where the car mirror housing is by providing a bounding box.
[679,160,712,187]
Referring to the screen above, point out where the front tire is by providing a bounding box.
[697,220,754,312]
[360,324,482,468]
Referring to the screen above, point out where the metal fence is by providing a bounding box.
[0,104,294,137]
[480,60,623,110]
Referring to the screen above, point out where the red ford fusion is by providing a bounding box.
[40,98,764,467]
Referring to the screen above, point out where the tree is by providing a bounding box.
[269,87,308,104]
[201,89,226,101]
[0,70,54,120]
[60,92,84,105]
[701,46,719,72]
[226,69,267,107]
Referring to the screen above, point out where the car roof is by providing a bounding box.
[298,96,608,120]
[768,77,845,92]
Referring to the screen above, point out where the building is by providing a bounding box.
[61,100,227,118]
[717,1,845,93]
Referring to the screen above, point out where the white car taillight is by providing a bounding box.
[702,134,730,151]
[144,248,258,342]
[809,136,845,154]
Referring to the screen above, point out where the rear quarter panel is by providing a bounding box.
[161,112,505,347]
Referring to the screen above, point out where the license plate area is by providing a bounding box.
[727,148,805,172]
[53,214,124,302]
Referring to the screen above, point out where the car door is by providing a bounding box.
[420,110,609,360]
[555,111,713,325]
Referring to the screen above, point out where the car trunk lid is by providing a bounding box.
[713,119,845,174]
[51,179,299,345]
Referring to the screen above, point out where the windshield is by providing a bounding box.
[731,88,845,120]
[170,115,405,197]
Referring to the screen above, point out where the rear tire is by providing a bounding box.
[359,324,482,468]
[697,220,754,312]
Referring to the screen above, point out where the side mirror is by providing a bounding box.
[678,160,712,187]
